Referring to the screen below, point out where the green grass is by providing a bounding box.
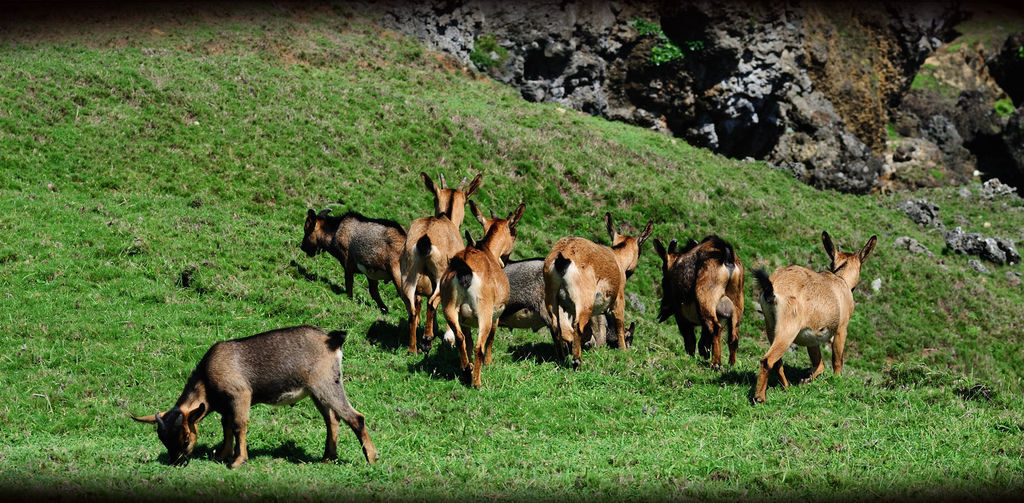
[2,3,1024,502]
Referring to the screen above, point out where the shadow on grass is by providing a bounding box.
[159,441,326,467]
[714,365,818,403]
[366,320,409,352]
[507,340,566,365]
[290,259,344,296]
[250,440,324,464]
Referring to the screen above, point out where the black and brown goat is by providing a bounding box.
[543,213,653,369]
[440,201,525,387]
[752,231,877,403]
[399,172,483,354]
[302,208,428,313]
[653,235,744,370]
[132,325,378,468]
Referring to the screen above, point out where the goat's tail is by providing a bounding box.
[449,256,474,290]
[416,235,432,257]
[753,269,774,304]
[553,252,571,277]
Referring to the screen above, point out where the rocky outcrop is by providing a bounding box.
[376,0,1023,194]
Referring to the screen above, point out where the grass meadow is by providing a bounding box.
[1,2,1023,502]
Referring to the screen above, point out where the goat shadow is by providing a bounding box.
[290,260,344,296]
[365,319,409,352]
[713,364,820,403]
[506,329,617,366]
[507,339,566,365]
[407,340,471,383]
[154,441,329,466]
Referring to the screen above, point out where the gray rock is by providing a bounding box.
[893,236,935,257]
[944,226,1021,265]
[979,178,1018,200]
[899,199,941,227]
[967,259,990,274]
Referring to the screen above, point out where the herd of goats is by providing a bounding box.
[133,172,877,468]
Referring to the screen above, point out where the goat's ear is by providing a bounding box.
[605,213,616,241]
[509,203,526,233]
[464,230,476,248]
[420,172,438,195]
[653,239,667,263]
[637,221,654,248]
[859,235,877,262]
[306,209,316,220]
[132,413,159,424]
[185,403,205,433]
[469,200,487,227]
[463,173,483,198]
[668,239,678,254]
[822,231,837,262]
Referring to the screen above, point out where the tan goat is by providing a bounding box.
[543,213,653,369]
[653,235,744,370]
[440,201,525,387]
[399,172,482,354]
[752,231,877,403]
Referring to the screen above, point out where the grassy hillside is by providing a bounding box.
[1,3,1023,502]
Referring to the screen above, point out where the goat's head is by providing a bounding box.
[652,238,681,274]
[421,172,483,229]
[469,200,526,265]
[822,231,877,289]
[300,208,332,258]
[605,212,654,278]
[133,403,206,466]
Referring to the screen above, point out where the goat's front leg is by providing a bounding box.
[675,313,696,357]
[227,399,251,469]
[802,345,825,384]
[831,323,848,376]
[344,267,355,299]
[612,293,628,350]
[216,414,235,462]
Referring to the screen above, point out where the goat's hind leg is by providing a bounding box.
[754,322,799,403]
[368,279,389,314]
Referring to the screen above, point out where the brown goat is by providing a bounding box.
[399,172,483,354]
[301,208,429,313]
[132,325,378,468]
[440,201,525,387]
[752,231,877,403]
[543,213,653,369]
[654,235,744,370]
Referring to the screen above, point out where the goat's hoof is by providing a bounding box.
[460,366,473,384]
[228,457,247,469]
[752,396,765,404]
[571,358,581,371]
[378,306,389,315]
[799,378,814,385]
[710,363,722,372]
